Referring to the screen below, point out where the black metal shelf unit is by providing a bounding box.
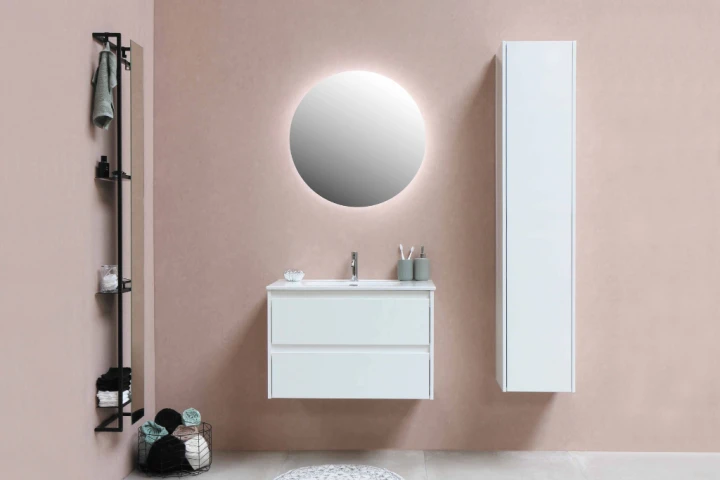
[93,32,132,433]
[95,171,131,182]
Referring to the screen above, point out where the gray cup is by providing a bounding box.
[414,258,430,281]
[397,259,414,281]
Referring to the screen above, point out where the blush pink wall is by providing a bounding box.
[154,0,720,451]
[0,1,155,478]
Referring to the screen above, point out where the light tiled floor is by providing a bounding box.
[125,450,720,479]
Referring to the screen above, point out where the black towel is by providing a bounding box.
[99,367,131,378]
[155,408,183,434]
[96,367,131,392]
[96,379,131,391]
[145,435,192,474]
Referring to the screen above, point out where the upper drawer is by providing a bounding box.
[271,292,430,345]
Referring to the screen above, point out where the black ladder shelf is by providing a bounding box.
[93,31,134,433]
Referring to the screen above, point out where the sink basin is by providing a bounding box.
[305,280,398,287]
[267,279,435,291]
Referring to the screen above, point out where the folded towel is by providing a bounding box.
[97,390,130,396]
[98,399,129,407]
[97,367,131,379]
[96,380,131,392]
[97,393,130,401]
[182,408,201,427]
[97,392,130,405]
[140,421,168,445]
[96,367,131,390]
[155,408,183,434]
[97,389,130,407]
[183,434,210,471]
[91,42,117,129]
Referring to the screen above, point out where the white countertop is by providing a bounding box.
[267,279,436,291]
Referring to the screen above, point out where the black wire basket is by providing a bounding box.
[138,422,212,477]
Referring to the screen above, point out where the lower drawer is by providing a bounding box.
[271,352,430,399]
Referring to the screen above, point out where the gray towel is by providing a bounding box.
[91,43,117,129]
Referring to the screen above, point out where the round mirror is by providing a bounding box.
[290,71,426,207]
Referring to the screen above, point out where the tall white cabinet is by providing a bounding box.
[496,41,576,392]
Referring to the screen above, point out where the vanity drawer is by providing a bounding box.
[271,352,430,399]
[271,293,430,345]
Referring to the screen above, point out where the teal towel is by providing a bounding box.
[91,43,117,129]
[182,408,201,427]
[140,421,168,445]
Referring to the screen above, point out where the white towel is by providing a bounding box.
[183,434,210,470]
[97,389,130,407]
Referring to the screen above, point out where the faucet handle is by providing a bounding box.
[350,251,358,281]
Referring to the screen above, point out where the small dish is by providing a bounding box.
[284,270,305,282]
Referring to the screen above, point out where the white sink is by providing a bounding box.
[267,279,435,291]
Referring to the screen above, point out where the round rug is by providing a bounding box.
[274,464,404,480]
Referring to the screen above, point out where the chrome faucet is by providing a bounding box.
[350,251,358,282]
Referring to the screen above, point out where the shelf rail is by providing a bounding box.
[93,31,128,433]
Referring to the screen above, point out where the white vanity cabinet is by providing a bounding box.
[266,280,435,399]
[496,41,576,392]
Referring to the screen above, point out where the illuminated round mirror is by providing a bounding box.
[289,71,426,207]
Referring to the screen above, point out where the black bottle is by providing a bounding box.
[96,156,110,178]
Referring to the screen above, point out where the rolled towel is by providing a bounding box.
[91,42,117,129]
[183,434,211,471]
[145,435,192,474]
[172,425,199,441]
[155,408,183,434]
[182,408,201,427]
[140,421,168,446]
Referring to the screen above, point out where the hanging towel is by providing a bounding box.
[91,42,117,129]
[140,421,168,446]
[182,408,201,427]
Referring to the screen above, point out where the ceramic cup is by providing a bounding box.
[397,259,414,281]
[414,258,430,281]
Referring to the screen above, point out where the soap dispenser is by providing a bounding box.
[414,246,430,281]
[96,155,110,178]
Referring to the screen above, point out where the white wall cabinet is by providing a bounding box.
[496,41,576,392]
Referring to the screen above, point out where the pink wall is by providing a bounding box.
[154,0,720,451]
[0,1,155,478]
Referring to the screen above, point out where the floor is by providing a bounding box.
[125,450,720,479]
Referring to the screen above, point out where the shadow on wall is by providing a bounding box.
[432,58,556,451]
[198,58,554,452]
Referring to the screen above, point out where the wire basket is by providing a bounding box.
[138,422,212,477]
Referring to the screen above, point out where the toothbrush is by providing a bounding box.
[407,246,415,260]
[399,244,405,260]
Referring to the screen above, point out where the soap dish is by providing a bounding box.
[284,269,305,282]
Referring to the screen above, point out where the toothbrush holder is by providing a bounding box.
[397,259,414,281]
